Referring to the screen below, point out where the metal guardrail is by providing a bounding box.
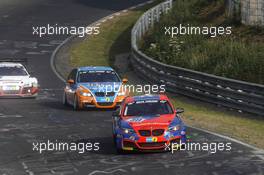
[227,0,240,17]
[130,0,264,116]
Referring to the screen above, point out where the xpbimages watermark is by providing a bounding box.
[165,24,232,38]
[84,83,166,95]
[32,140,100,154]
[165,141,232,154]
[32,24,100,37]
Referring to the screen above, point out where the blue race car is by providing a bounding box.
[63,66,128,110]
[112,94,187,153]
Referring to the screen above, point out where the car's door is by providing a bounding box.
[66,69,78,104]
[112,106,122,135]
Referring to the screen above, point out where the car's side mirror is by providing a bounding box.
[175,108,184,114]
[122,78,128,84]
[67,79,75,84]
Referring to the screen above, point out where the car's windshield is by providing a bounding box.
[77,70,120,83]
[0,66,28,76]
[124,100,173,116]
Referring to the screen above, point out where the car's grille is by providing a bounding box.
[152,129,164,136]
[95,92,115,97]
[138,142,166,148]
[138,129,164,137]
[3,90,20,95]
[2,81,20,84]
[123,141,137,148]
[139,130,151,136]
[97,102,113,106]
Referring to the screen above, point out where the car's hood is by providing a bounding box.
[0,76,37,86]
[0,75,30,81]
[124,114,175,129]
[79,82,121,93]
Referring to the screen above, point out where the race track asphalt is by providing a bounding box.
[0,0,263,174]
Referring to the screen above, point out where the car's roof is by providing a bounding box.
[125,94,169,103]
[78,66,114,71]
[0,62,24,67]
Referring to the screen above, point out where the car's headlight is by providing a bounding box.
[168,124,181,131]
[80,91,92,97]
[32,82,38,87]
[23,83,32,87]
[122,128,135,134]
[79,86,92,97]
[118,91,126,96]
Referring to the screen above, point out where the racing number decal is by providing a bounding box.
[152,137,158,142]
[105,97,110,102]
[146,137,158,142]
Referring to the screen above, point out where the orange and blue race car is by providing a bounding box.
[63,66,129,110]
[112,94,186,153]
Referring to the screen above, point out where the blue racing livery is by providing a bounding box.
[112,94,187,153]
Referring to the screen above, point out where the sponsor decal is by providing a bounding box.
[146,137,158,142]
[105,97,111,102]
[127,117,146,123]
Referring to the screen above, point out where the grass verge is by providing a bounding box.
[141,0,264,84]
[71,0,164,67]
[70,0,264,148]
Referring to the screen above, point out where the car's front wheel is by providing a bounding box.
[116,146,127,154]
[112,134,117,146]
[73,95,79,110]
[62,92,68,106]
[113,135,127,154]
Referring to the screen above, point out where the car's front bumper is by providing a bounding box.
[78,95,126,109]
[0,87,39,98]
[118,135,186,152]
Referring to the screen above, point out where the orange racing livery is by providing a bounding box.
[63,66,129,110]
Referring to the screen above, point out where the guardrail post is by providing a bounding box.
[161,2,165,12]
[151,9,154,27]
[146,13,149,32]
[166,1,170,13]
[142,16,145,34]
[143,14,147,32]
[153,8,156,22]
[138,21,142,39]
[156,6,160,21]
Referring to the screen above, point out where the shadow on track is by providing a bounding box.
[74,137,168,156]
[40,100,117,112]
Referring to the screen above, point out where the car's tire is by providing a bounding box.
[32,94,38,99]
[112,134,124,154]
[26,96,37,99]
[62,92,68,106]
[116,147,125,154]
[115,139,128,154]
[73,95,79,111]
[112,134,117,146]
